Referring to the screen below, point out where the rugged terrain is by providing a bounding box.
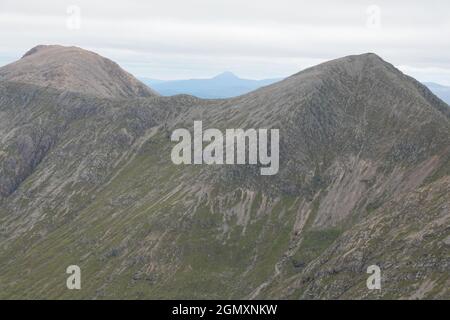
[0,46,448,299]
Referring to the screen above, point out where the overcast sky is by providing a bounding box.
[0,0,449,84]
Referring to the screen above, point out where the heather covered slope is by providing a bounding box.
[0,50,449,299]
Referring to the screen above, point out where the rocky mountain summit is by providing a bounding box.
[0,46,448,299]
[0,45,157,99]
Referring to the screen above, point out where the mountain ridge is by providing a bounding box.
[0,47,448,299]
[140,55,450,104]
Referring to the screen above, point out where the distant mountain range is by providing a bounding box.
[141,73,450,105]
[424,82,450,105]
[140,72,282,98]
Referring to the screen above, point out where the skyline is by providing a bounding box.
[0,0,449,85]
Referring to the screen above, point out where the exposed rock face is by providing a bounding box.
[0,45,158,99]
[0,48,448,299]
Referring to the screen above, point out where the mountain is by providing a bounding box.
[0,45,158,99]
[424,82,450,105]
[142,72,450,105]
[0,48,449,299]
[141,71,282,98]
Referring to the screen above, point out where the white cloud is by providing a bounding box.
[0,0,449,82]
[398,66,450,86]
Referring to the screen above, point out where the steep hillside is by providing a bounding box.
[0,50,448,299]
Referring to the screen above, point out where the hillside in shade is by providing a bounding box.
[0,46,449,299]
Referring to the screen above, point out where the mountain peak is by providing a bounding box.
[289,52,395,81]
[22,45,74,58]
[213,71,239,80]
[0,44,158,99]
[331,52,389,69]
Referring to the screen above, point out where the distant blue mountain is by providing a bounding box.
[140,72,283,98]
[141,74,450,104]
[424,82,450,105]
